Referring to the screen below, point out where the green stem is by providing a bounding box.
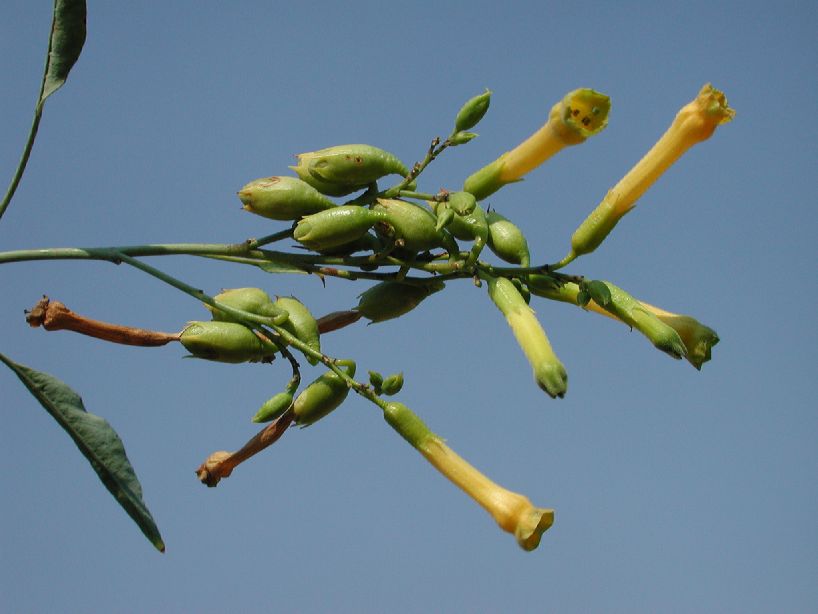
[0,102,44,221]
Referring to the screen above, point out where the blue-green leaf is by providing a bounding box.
[41,0,87,103]
[0,352,165,552]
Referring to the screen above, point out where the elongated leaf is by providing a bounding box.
[0,352,165,552]
[41,0,87,102]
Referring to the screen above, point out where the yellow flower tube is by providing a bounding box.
[463,88,610,201]
[564,84,734,264]
[383,401,554,551]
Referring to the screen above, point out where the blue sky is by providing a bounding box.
[1,1,816,612]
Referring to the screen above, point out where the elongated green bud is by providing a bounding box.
[373,198,457,254]
[356,281,445,323]
[382,401,433,448]
[179,321,277,364]
[455,89,492,132]
[293,364,355,426]
[486,276,567,398]
[584,280,687,359]
[486,210,530,266]
[206,287,288,325]
[290,144,409,196]
[273,296,321,365]
[252,391,294,423]
[381,372,404,396]
[238,176,336,221]
[293,205,383,251]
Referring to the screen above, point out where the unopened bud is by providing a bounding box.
[273,296,321,365]
[373,198,455,254]
[486,210,530,266]
[356,280,445,323]
[290,144,409,196]
[381,372,404,396]
[207,287,286,324]
[447,191,477,216]
[293,364,355,426]
[294,205,382,251]
[252,391,294,423]
[455,89,492,132]
[238,176,335,221]
[179,321,277,363]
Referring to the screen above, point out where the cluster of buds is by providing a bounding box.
[26,83,731,551]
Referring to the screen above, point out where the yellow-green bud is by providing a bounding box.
[273,296,321,365]
[293,205,383,251]
[486,210,530,266]
[251,391,294,423]
[356,281,445,323]
[290,144,409,196]
[455,89,492,132]
[179,321,276,364]
[238,176,336,221]
[293,365,355,426]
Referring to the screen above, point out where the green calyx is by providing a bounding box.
[463,155,514,201]
[207,287,288,325]
[290,144,409,196]
[293,364,356,427]
[455,89,492,132]
[356,280,445,323]
[486,210,530,266]
[273,296,321,365]
[238,176,336,221]
[252,391,294,423]
[447,191,477,216]
[584,280,687,360]
[179,321,277,364]
[294,205,383,252]
[373,198,456,254]
[382,401,433,449]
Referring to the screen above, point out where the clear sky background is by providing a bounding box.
[1,2,816,612]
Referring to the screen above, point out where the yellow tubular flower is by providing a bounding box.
[383,402,554,551]
[463,89,610,201]
[567,84,734,262]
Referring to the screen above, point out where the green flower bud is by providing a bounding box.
[293,205,383,251]
[179,321,276,364]
[206,287,287,325]
[293,364,355,426]
[449,131,478,146]
[356,281,445,323]
[373,198,456,254]
[290,144,409,196]
[432,201,488,242]
[486,276,567,398]
[455,89,492,132]
[434,205,455,232]
[486,210,531,266]
[238,176,336,221]
[381,372,404,396]
[251,391,294,423]
[368,370,384,392]
[273,296,321,365]
[447,191,477,216]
